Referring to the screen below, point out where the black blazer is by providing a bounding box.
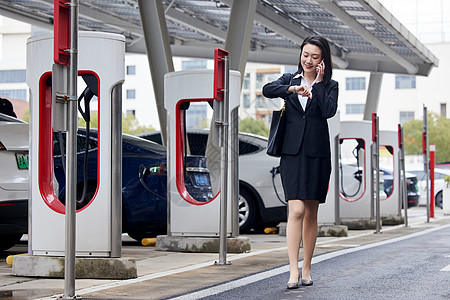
[262,73,338,158]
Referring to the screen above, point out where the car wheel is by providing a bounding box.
[436,191,443,209]
[0,234,23,251]
[239,188,257,234]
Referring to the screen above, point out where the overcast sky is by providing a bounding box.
[379,0,450,43]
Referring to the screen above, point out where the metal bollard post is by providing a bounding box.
[63,0,79,299]
[216,56,231,266]
[398,125,408,227]
[423,106,430,223]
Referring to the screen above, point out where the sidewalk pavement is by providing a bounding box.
[0,206,448,300]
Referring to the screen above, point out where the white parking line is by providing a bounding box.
[441,265,450,271]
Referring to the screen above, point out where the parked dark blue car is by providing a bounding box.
[53,129,214,241]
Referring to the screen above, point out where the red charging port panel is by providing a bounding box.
[54,0,70,65]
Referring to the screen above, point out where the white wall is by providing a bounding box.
[123,54,159,129]
[0,17,30,103]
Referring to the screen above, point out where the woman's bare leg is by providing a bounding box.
[286,200,305,283]
[301,200,319,280]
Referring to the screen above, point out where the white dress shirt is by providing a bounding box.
[293,73,316,110]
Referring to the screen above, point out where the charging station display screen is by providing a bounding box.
[194,173,210,186]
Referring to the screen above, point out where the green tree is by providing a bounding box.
[22,108,29,123]
[403,112,450,163]
[239,117,269,137]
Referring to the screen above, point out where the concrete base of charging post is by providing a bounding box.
[11,255,137,279]
[381,216,404,226]
[278,222,287,236]
[340,219,377,230]
[317,225,348,237]
[278,223,348,237]
[155,236,251,253]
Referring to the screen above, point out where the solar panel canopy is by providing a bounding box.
[0,0,438,76]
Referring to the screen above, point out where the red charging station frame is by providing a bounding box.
[339,138,367,202]
[174,48,228,205]
[372,112,377,142]
[430,145,435,217]
[213,48,228,101]
[54,0,70,65]
[38,71,100,214]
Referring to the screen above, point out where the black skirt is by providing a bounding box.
[280,143,331,203]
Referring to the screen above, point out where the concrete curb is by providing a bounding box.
[12,255,137,279]
[155,235,251,253]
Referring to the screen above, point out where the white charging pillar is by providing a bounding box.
[379,130,401,217]
[164,69,240,236]
[339,121,373,220]
[318,111,340,225]
[27,32,125,257]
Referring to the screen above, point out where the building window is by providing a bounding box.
[0,70,26,83]
[399,111,414,124]
[126,110,136,116]
[255,74,264,90]
[0,89,27,100]
[284,65,297,74]
[440,103,446,118]
[346,77,366,90]
[243,94,250,108]
[126,65,136,75]
[126,89,136,99]
[186,104,207,129]
[346,104,365,114]
[256,95,265,108]
[256,72,279,90]
[256,96,282,108]
[243,74,250,90]
[395,75,416,89]
[182,60,207,70]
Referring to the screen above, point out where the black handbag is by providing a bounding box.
[266,101,286,157]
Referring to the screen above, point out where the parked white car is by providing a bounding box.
[139,130,287,233]
[406,166,450,208]
[0,112,29,250]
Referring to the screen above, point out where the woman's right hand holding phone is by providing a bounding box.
[315,60,325,83]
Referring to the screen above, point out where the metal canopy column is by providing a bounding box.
[219,0,257,236]
[138,0,174,145]
[224,0,257,77]
[363,72,383,120]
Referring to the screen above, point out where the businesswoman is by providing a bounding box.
[262,35,338,289]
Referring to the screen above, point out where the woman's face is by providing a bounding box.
[300,43,322,76]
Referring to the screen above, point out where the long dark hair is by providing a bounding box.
[297,35,333,85]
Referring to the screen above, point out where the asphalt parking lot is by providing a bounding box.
[0,206,448,300]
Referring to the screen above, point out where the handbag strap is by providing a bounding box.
[280,101,286,116]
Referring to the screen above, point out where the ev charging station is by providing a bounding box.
[164,56,240,237]
[318,111,340,225]
[27,32,125,257]
[338,120,374,220]
[379,130,401,217]
[337,119,404,223]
